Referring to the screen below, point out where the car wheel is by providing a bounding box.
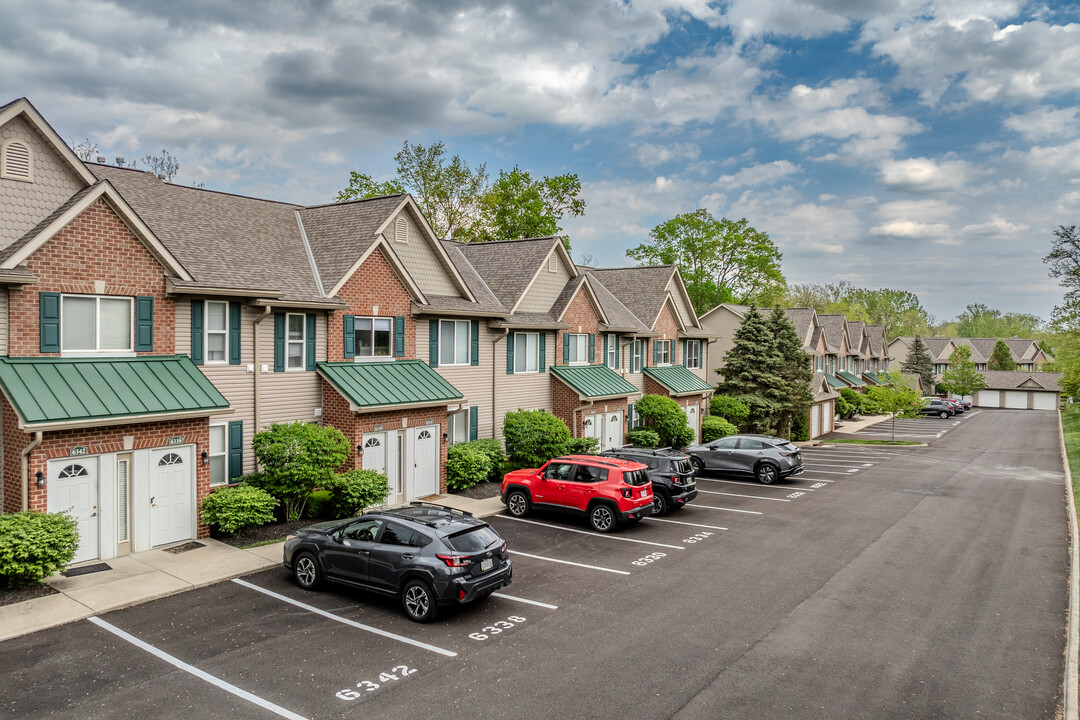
[292,552,322,591]
[589,504,617,533]
[756,463,779,485]
[401,579,439,623]
[506,489,531,517]
[652,491,670,516]
[690,456,705,474]
[939,411,948,418]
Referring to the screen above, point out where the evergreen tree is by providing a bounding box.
[988,339,1015,370]
[940,345,987,400]
[901,334,935,394]
[716,306,787,434]
[767,307,814,439]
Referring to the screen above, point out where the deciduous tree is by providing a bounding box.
[940,345,987,400]
[865,371,926,441]
[336,172,406,202]
[459,166,585,250]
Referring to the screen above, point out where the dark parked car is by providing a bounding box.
[283,502,511,622]
[685,434,803,484]
[599,446,698,515]
[943,398,965,414]
[920,398,955,418]
[952,397,973,410]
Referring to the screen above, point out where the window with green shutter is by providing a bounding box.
[394,316,405,357]
[228,421,243,480]
[429,319,439,367]
[343,315,355,358]
[190,299,204,364]
[470,320,479,366]
[273,312,285,372]
[135,296,154,352]
[39,292,61,353]
[469,406,478,441]
[228,302,241,364]
[305,314,316,371]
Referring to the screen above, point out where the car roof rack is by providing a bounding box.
[406,501,473,517]
[554,455,624,469]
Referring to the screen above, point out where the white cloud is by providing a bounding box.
[869,220,953,241]
[633,142,701,168]
[715,160,801,188]
[1004,106,1080,142]
[878,157,972,193]
[960,216,1029,237]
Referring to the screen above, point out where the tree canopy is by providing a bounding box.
[940,345,987,399]
[865,370,926,441]
[784,281,932,337]
[627,210,785,314]
[456,166,585,248]
[988,339,1015,371]
[716,305,787,435]
[901,335,935,393]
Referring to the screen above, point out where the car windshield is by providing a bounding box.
[446,525,501,552]
[623,469,650,486]
[672,457,693,474]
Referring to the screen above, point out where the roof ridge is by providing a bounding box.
[90,162,303,208]
[301,194,407,211]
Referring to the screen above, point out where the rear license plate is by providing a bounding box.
[480,558,494,572]
[639,489,648,498]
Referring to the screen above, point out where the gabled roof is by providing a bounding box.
[979,370,1062,392]
[439,241,508,316]
[846,321,867,357]
[817,315,848,354]
[785,307,817,347]
[812,372,841,401]
[698,302,750,321]
[550,364,640,400]
[456,237,573,311]
[588,265,680,331]
[0,98,97,186]
[891,336,1045,364]
[583,272,650,333]
[298,195,405,293]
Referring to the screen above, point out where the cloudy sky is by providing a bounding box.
[2,0,1077,322]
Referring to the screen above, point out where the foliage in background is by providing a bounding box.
[327,469,390,518]
[566,436,600,455]
[900,335,936,395]
[0,511,78,588]
[458,166,584,249]
[709,394,750,429]
[865,371,927,441]
[503,410,572,468]
[835,394,857,420]
[250,422,350,521]
[447,444,492,491]
[791,413,810,442]
[634,394,695,448]
[460,439,505,483]
[716,305,786,434]
[784,282,932,338]
[199,485,278,535]
[768,307,814,439]
[702,415,738,443]
[625,428,660,448]
[988,339,1015,370]
[940,344,987,399]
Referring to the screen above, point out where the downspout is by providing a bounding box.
[493,328,509,443]
[252,306,272,470]
[21,431,43,511]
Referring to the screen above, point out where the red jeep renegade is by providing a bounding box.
[500,455,653,533]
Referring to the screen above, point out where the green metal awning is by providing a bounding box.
[824,373,847,389]
[837,370,866,387]
[863,372,881,385]
[643,365,715,396]
[0,355,230,430]
[550,364,640,399]
[318,359,463,411]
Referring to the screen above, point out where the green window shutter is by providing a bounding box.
[39,292,61,353]
[682,339,688,367]
[563,333,570,364]
[614,336,620,368]
[135,296,154,352]
[228,301,241,364]
[190,299,204,365]
[602,335,608,365]
[470,320,479,366]
[394,316,405,357]
[653,339,660,364]
[273,312,285,372]
[539,332,546,373]
[507,332,515,375]
[588,333,595,363]
[227,421,243,480]
[429,319,439,367]
[469,406,478,441]
[628,403,635,429]
[305,314,316,371]
[343,315,355,358]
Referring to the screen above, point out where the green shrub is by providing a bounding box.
[0,511,79,588]
[702,416,738,443]
[251,422,350,521]
[858,394,882,415]
[327,469,390,518]
[199,485,278,535]
[839,388,861,408]
[709,395,750,428]
[836,395,856,420]
[791,413,810,442]
[565,436,599,455]
[625,428,660,448]
[503,409,571,468]
[304,489,335,519]
[461,438,505,482]
[447,444,491,491]
[636,394,694,448]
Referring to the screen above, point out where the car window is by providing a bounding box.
[622,469,649,486]
[341,519,381,542]
[776,443,799,453]
[712,437,739,450]
[737,438,766,450]
[575,465,609,483]
[673,457,693,474]
[378,521,414,547]
[446,525,502,552]
[545,463,577,481]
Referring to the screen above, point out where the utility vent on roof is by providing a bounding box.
[0,140,33,182]
[395,216,408,243]
[548,253,557,273]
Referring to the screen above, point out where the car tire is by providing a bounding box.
[755,463,779,485]
[401,579,439,623]
[690,456,705,474]
[652,491,670,516]
[939,411,948,418]
[292,552,322,591]
[589,503,618,533]
[506,489,531,517]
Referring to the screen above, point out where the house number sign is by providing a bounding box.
[167,436,183,446]
[69,446,88,456]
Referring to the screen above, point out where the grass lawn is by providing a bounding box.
[1061,404,1080,509]
[822,439,923,446]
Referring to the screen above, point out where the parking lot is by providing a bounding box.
[849,408,982,440]
[0,409,1068,719]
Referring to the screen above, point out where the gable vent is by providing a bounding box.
[0,140,33,182]
[395,216,408,243]
[548,253,557,273]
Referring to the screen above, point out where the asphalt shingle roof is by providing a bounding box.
[817,315,847,354]
[455,237,562,310]
[588,266,676,330]
[298,196,405,292]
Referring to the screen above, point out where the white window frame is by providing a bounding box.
[567,333,588,365]
[656,339,673,365]
[286,313,306,371]
[605,334,617,369]
[208,423,228,487]
[630,340,643,373]
[60,293,134,356]
[205,300,229,364]
[685,340,701,369]
[448,408,469,445]
[514,332,539,374]
[354,316,393,360]
[439,319,471,366]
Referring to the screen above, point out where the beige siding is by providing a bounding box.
[0,116,84,247]
[0,287,8,356]
[517,250,571,313]
[417,319,499,442]
[260,311,325,429]
[667,277,695,329]
[700,308,743,379]
[493,332,555,442]
[385,211,459,297]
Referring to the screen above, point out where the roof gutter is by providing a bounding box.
[21,407,233,433]
[254,298,347,309]
[21,431,42,511]
[253,306,272,470]
[493,328,509,442]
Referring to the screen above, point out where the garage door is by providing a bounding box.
[150,448,194,548]
[1033,392,1058,410]
[48,458,99,564]
[824,401,834,433]
[810,406,821,438]
[976,390,1000,408]
[1004,391,1028,409]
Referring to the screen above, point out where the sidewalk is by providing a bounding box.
[793,414,891,446]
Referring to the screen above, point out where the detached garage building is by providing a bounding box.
[966,371,1063,410]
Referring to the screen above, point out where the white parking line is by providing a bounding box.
[803,461,876,468]
[87,616,307,720]
[795,476,834,482]
[490,592,558,609]
[697,489,791,502]
[644,517,728,531]
[685,504,764,515]
[798,468,858,475]
[493,516,685,549]
[699,477,815,491]
[232,579,458,657]
[508,550,631,575]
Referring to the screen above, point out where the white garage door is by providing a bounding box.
[975,390,1000,407]
[1033,392,1058,410]
[149,448,194,548]
[49,458,99,564]
[824,401,834,433]
[1004,391,1028,409]
[810,406,821,439]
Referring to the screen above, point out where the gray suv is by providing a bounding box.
[686,434,804,484]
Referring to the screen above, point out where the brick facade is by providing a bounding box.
[555,286,601,363]
[8,198,175,357]
[551,376,629,440]
[327,246,416,363]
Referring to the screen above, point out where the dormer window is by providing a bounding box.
[0,140,33,182]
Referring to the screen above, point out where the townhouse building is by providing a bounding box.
[0,98,716,565]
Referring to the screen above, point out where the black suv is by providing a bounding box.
[599,447,698,515]
[283,502,511,622]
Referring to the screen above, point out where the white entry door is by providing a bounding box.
[149,448,194,547]
[48,458,99,564]
[408,426,438,499]
[583,414,601,448]
[685,404,699,444]
[811,406,821,438]
[603,412,623,451]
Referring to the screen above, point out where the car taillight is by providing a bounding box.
[670,475,681,485]
[437,554,473,567]
[620,488,633,499]
[779,451,796,457]
[286,534,297,541]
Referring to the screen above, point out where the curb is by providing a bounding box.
[1059,409,1078,720]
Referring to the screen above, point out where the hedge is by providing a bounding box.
[0,511,79,588]
[504,410,572,468]
[635,394,694,449]
[327,469,391,518]
[199,485,278,535]
[447,444,491,491]
[709,395,750,428]
[625,428,660,448]
[702,415,738,443]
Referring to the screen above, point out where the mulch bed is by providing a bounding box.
[0,582,58,607]
[450,481,502,500]
[213,519,329,549]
